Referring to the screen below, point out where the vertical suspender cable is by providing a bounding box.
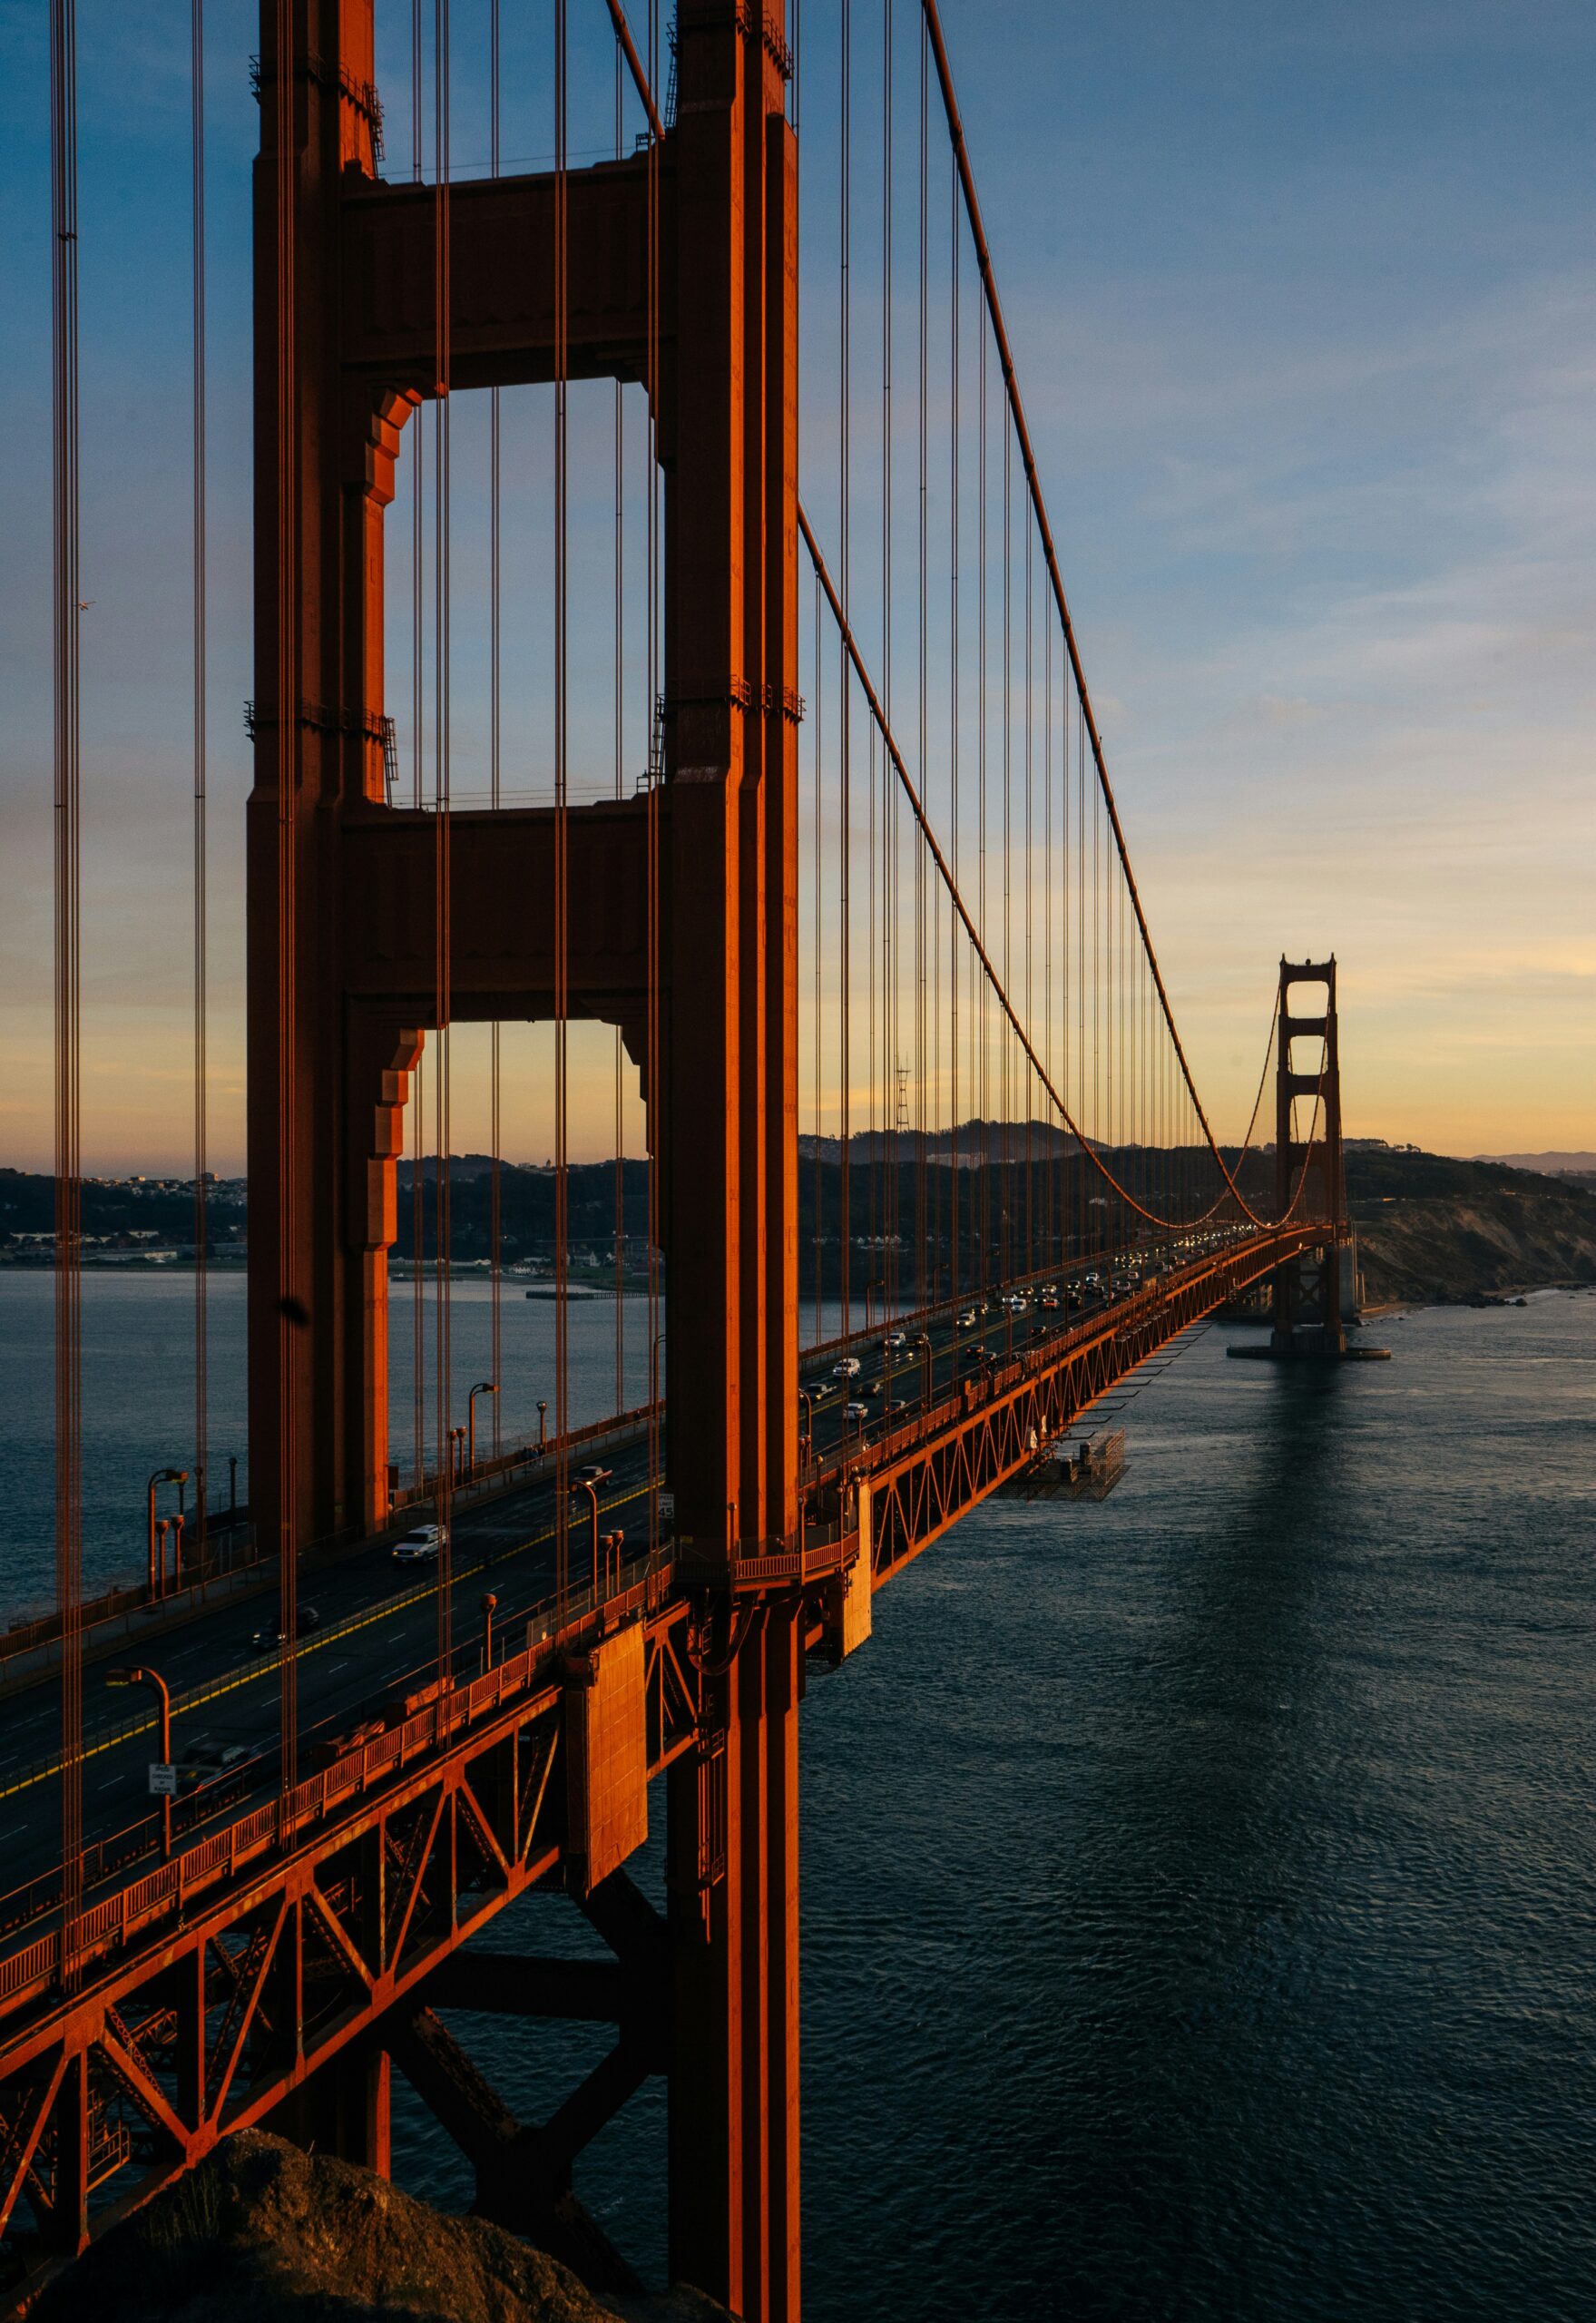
[916,10,927,1306]
[271,0,299,1793]
[975,317,987,1286]
[813,573,823,1340]
[947,144,958,1303]
[191,0,209,1565]
[1002,368,1012,1285]
[553,0,570,1616]
[434,0,453,1680]
[50,0,83,1953]
[923,0,1246,1216]
[645,0,661,1551]
[1023,496,1032,1275]
[488,0,502,1461]
[411,8,426,1485]
[613,32,627,1416]
[275,0,299,1800]
[1043,605,1052,1268]
[882,0,895,1318]
[837,0,851,1338]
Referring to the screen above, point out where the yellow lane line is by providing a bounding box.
[0,1478,650,1805]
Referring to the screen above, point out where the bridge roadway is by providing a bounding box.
[0,1217,1326,2301]
[0,1227,1253,1942]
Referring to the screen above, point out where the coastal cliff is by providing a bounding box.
[1346,1151,1596,1306]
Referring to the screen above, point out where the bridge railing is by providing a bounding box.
[0,1509,255,1660]
[0,1541,681,2015]
[0,1229,1333,2013]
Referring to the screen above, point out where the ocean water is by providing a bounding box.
[2,1278,1592,2316]
[0,1270,656,1612]
[381,1291,1596,2320]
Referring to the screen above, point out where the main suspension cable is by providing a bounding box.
[920,0,1266,1217]
[800,507,1324,1233]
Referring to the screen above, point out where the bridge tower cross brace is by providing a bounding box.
[249,2,800,2311]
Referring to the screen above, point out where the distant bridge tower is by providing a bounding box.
[1270,957,1349,1353]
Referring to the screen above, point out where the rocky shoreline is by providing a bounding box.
[1346,1149,1596,1309]
[32,2132,729,2323]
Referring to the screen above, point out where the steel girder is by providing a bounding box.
[0,1595,699,2289]
[861,1228,1326,1586]
[0,1226,1333,2298]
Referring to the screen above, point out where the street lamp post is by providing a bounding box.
[467,1381,497,1477]
[107,1664,173,1860]
[167,1511,186,1593]
[797,1387,813,1466]
[480,1593,498,1671]
[576,1480,602,1603]
[145,1466,188,1603]
[537,1400,548,1452]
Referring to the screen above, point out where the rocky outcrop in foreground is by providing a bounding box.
[33,2132,729,2323]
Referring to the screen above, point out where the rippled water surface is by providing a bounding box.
[381,1293,1596,2319]
[794,1294,1596,2320]
[4,1281,1593,2316]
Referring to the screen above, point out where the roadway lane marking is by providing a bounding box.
[0,1478,652,1805]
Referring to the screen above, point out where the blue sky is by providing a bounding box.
[2,1,1591,1167]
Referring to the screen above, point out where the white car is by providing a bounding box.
[393,1524,444,1565]
[842,1400,871,1422]
[832,1357,861,1379]
[883,1332,907,1352]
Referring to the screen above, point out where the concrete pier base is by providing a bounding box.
[1228,1338,1390,1362]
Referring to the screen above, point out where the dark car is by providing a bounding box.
[250,1605,322,1653]
[175,1735,256,1793]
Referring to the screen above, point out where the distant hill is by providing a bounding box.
[5,1147,1593,1306]
[1472,1152,1596,1174]
[1349,1150,1596,1304]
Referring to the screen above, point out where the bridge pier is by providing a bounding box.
[261,2037,390,2178]
[386,2004,643,2296]
[1268,960,1350,1356]
[669,1602,802,2323]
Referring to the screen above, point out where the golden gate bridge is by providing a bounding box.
[11,1,1356,2311]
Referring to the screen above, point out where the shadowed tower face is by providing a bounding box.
[249,6,800,2308]
[247,2,798,1563]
